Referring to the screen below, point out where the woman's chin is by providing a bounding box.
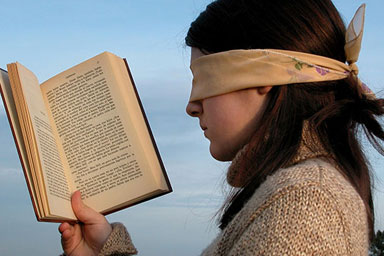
[209,145,234,162]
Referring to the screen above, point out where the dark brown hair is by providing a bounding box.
[186,0,384,239]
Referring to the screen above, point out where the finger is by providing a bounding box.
[71,191,103,224]
[59,223,76,240]
[61,223,82,254]
[59,222,71,234]
[61,226,74,240]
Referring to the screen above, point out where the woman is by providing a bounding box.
[59,0,384,255]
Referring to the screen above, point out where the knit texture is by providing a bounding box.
[202,158,368,255]
[98,129,369,255]
[99,223,137,256]
[202,126,369,255]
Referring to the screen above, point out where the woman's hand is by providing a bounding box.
[59,191,112,256]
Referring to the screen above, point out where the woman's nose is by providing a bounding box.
[186,101,203,117]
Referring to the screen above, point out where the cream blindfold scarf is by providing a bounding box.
[189,4,375,102]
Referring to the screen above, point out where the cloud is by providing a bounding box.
[0,167,25,192]
[156,129,204,147]
[0,167,22,177]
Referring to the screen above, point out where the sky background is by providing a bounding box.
[0,0,383,255]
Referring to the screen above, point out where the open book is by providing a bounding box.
[0,52,172,222]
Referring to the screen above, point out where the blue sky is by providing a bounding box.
[0,1,383,255]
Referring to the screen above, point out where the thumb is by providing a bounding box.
[71,191,103,224]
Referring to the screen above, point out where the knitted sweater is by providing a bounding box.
[99,139,369,255]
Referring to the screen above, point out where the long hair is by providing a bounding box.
[185,0,384,240]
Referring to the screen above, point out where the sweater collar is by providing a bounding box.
[227,122,331,188]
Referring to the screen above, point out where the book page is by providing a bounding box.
[10,63,74,219]
[0,70,41,218]
[41,52,161,212]
[110,57,170,191]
